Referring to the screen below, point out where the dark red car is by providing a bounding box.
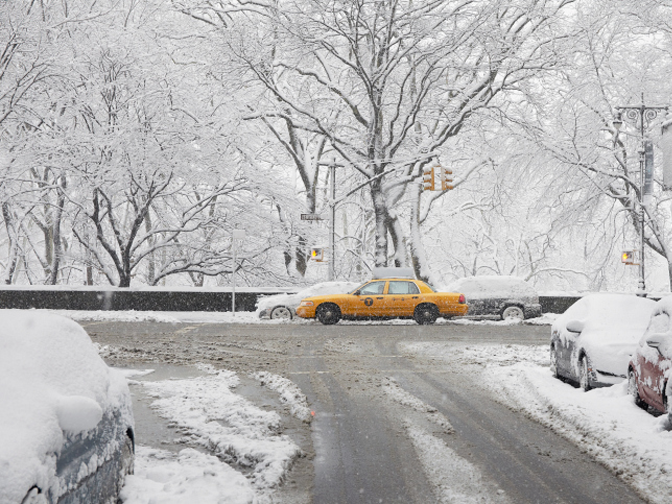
[627,296,672,420]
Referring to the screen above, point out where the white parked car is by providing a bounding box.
[446,276,542,320]
[257,281,360,320]
[550,293,655,391]
[0,310,135,504]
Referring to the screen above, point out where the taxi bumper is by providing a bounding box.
[295,304,316,319]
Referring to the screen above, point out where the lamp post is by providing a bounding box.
[613,95,668,295]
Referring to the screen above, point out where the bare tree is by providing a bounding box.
[209,0,577,274]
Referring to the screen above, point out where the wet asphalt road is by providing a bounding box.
[85,320,648,504]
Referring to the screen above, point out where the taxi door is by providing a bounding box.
[353,281,391,317]
[387,281,421,316]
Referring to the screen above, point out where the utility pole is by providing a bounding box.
[329,162,336,281]
[614,94,668,295]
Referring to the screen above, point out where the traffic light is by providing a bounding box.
[310,247,324,262]
[422,166,435,191]
[441,166,454,191]
[621,250,636,265]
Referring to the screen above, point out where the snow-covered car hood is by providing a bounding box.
[0,310,133,503]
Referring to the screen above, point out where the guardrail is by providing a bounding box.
[0,287,292,313]
[0,287,582,313]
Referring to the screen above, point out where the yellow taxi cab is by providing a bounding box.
[295,275,468,325]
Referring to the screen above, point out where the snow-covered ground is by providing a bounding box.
[118,365,310,504]
[400,343,672,504]
[27,309,670,503]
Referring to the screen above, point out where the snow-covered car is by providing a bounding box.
[256,281,360,320]
[550,293,656,391]
[628,296,672,420]
[0,310,135,504]
[446,275,542,320]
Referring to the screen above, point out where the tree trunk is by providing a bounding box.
[2,203,19,284]
[371,180,389,266]
[48,173,67,285]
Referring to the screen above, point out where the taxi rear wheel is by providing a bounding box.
[316,303,341,325]
[414,304,438,325]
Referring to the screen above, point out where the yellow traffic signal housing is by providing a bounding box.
[422,166,435,191]
[621,250,636,265]
[441,166,454,191]
[310,247,324,262]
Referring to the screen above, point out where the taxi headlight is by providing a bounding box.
[300,301,315,307]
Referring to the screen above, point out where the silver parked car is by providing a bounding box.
[257,281,359,320]
[0,310,134,504]
[446,276,542,320]
[550,293,655,391]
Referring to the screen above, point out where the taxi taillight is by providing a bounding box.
[458,294,466,304]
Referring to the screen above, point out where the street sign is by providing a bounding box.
[301,213,324,221]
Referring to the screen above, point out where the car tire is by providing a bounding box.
[627,369,647,410]
[270,306,293,320]
[501,305,524,321]
[550,344,559,379]
[414,304,438,325]
[316,303,341,325]
[579,355,591,391]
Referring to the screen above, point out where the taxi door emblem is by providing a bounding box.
[364,297,374,306]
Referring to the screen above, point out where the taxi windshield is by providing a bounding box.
[351,281,386,295]
[350,282,369,294]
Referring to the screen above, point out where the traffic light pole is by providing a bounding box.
[316,162,398,282]
[318,160,423,281]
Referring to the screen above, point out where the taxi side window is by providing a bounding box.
[388,281,419,294]
[360,281,386,295]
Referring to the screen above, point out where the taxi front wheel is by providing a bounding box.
[414,304,438,325]
[316,303,341,325]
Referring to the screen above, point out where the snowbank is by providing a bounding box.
[401,343,672,504]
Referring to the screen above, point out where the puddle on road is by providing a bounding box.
[114,363,294,453]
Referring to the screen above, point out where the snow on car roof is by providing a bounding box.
[446,276,537,298]
[0,310,132,503]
